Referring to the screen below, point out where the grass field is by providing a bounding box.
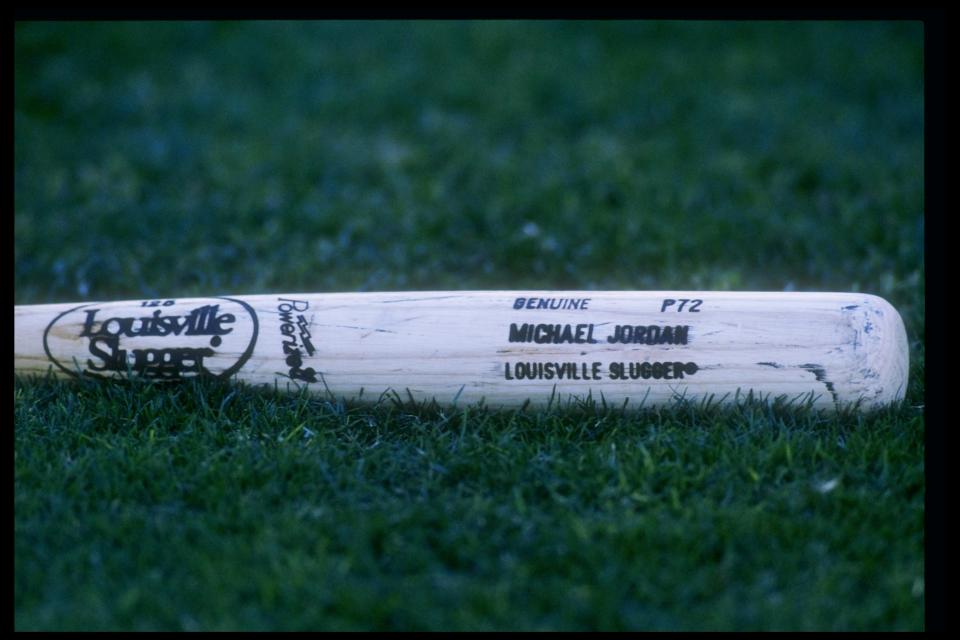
[14,20,925,630]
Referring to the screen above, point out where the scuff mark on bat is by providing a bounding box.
[757,362,783,368]
[380,295,465,304]
[800,363,839,407]
[840,304,865,352]
[317,324,398,336]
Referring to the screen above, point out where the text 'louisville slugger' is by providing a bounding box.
[14,291,909,410]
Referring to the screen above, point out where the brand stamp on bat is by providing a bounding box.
[42,298,259,380]
[276,298,319,383]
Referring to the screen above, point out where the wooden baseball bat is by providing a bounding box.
[13,291,909,410]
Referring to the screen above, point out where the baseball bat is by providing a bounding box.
[14,291,909,410]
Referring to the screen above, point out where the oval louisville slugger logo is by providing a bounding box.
[42,297,259,380]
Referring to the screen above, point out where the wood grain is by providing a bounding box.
[14,291,909,410]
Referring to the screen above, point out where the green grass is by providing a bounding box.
[14,377,924,631]
[15,20,924,630]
